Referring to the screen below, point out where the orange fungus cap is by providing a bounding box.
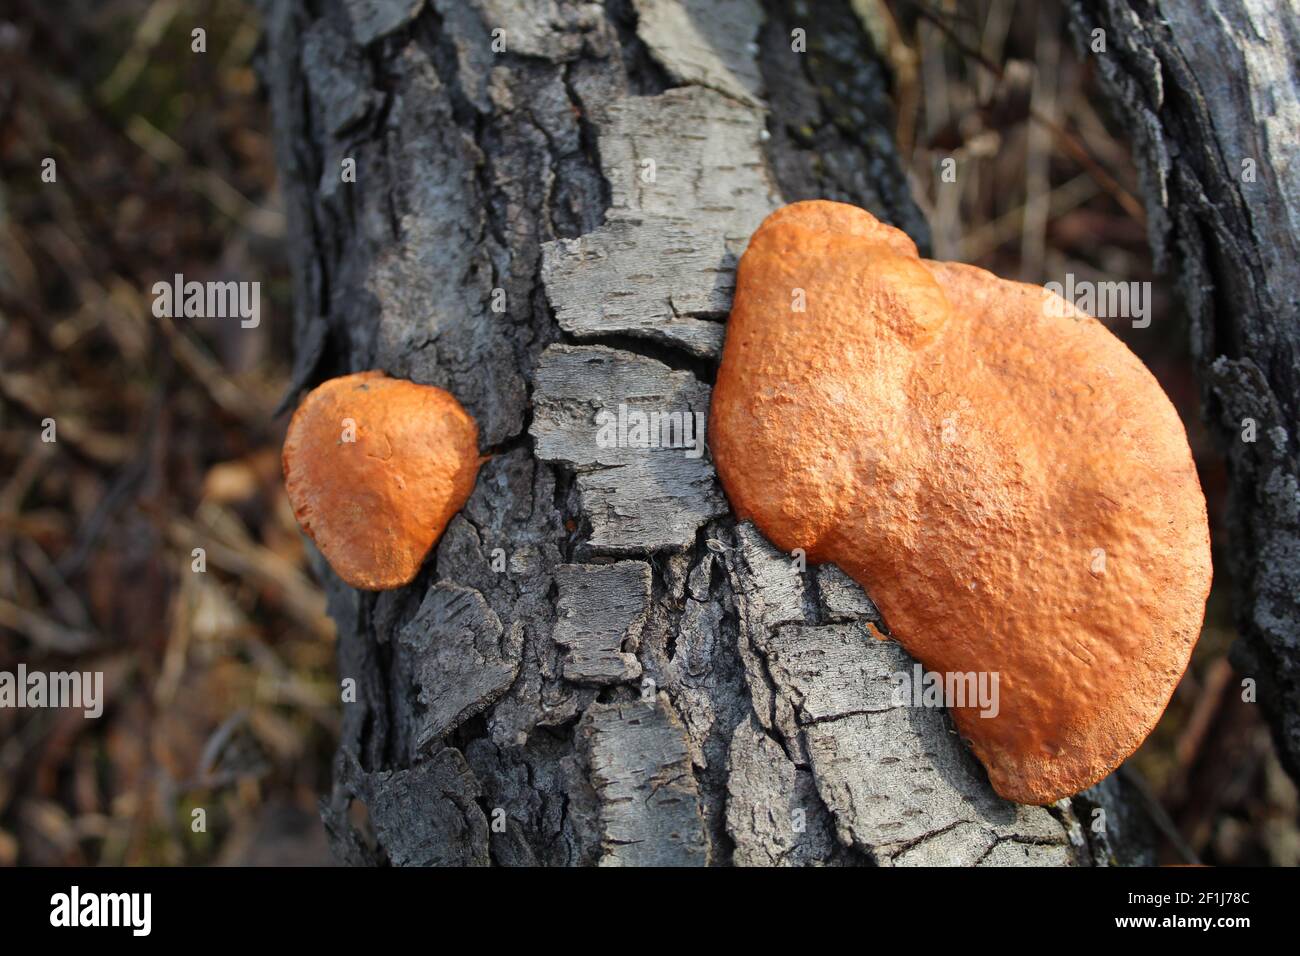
[710,201,1213,804]
[282,370,482,591]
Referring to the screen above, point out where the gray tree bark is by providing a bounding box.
[1067,0,1300,782]
[260,0,1156,866]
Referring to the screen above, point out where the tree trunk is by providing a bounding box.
[1066,0,1300,783]
[260,0,1155,866]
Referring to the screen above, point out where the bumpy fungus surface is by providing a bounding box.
[710,201,1212,805]
[282,371,482,591]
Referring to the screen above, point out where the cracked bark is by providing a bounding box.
[262,0,1156,865]
[1066,1,1300,783]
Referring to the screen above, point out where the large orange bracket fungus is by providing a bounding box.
[710,200,1213,805]
[282,371,483,591]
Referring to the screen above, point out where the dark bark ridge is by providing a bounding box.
[1068,0,1300,781]
[261,0,1151,865]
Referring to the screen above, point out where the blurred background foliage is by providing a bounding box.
[0,0,1293,865]
[1,0,334,865]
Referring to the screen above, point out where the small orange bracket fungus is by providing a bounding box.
[710,200,1212,805]
[282,370,482,591]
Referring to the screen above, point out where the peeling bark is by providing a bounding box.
[553,561,649,684]
[400,583,521,752]
[262,0,1156,865]
[580,695,709,865]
